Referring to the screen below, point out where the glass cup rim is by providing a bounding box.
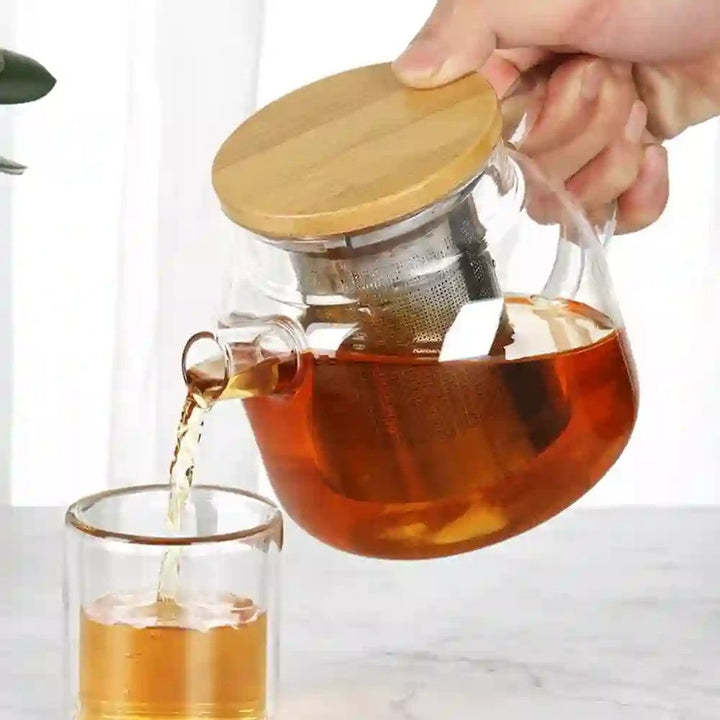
[65,483,283,547]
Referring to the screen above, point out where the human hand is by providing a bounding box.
[393,0,720,233]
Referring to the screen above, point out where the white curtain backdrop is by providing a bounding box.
[1,0,719,506]
[2,0,265,504]
[107,0,266,494]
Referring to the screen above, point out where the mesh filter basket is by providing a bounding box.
[289,194,571,504]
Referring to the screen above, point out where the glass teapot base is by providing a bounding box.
[258,409,633,562]
[242,298,637,561]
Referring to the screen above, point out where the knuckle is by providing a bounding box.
[647,114,684,142]
[603,172,637,202]
[609,152,644,195]
[634,67,698,141]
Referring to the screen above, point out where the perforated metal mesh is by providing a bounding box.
[291,195,505,347]
[291,194,570,464]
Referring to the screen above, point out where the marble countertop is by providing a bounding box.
[1,506,719,719]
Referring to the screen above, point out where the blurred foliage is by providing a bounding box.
[1,49,56,175]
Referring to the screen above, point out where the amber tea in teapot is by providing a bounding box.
[176,63,638,561]
[183,296,633,560]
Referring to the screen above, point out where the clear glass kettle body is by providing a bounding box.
[184,143,638,560]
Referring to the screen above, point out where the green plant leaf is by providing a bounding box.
[0,49,56,105]
[0,156,27,175]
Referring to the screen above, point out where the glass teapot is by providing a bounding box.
[182,63,638,560]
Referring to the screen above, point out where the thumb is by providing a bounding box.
[392,0,582,90]
[392,0,498,89]
[394,17,549,96]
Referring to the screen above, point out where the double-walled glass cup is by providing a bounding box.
[64,485,282,720]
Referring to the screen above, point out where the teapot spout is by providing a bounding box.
[181,313,308,403]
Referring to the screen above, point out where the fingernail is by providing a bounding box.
[624,101,648,143]
[432,55,470,86]
[640,144,667,185]
[581,61,604,101]
[393,37,444,84]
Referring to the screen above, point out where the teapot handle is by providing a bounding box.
[593,200,618,248]
[500,63,617,248]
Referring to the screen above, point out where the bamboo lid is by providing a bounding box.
[212,62,501,239]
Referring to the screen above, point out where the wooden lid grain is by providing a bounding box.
[212,63,501,239]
